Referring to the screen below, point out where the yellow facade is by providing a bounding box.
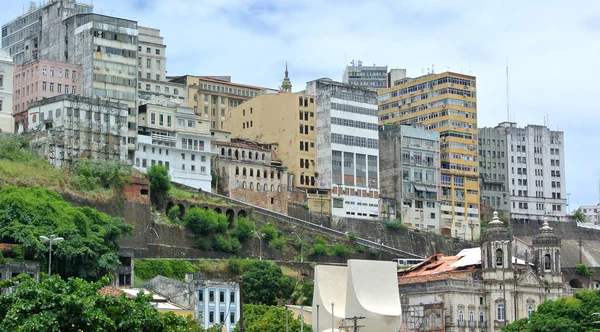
[378,72,480,240]
[225,92,318,190]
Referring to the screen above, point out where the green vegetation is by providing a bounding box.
[0,186,131,281]
[148,164,171,204]
[134,259,198,282]
[0,251,5,264]
[241,261,294,305]
[213,234,242,253]
[260,223,280,242]
[230,217,255,241]
[233,304,312,332]
[575,264,595,277]
[0,274,206,332]
[386,219,408,232]
[308,236,329,256]
[185,207,228,235]
[167,205,182,223]
[574,210,588,223]
[504,290,600,331]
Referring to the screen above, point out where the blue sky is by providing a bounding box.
[2,0,600,210]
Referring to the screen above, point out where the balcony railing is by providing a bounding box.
[478,321,487,328]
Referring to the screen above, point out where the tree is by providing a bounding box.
[503,290,600,331]
[0,186,131,281]
[148,164,171,204]
[0,274,204,332]
[184,207,228,235]
[574,210,588,223]
[233,304,312,332]
[575,264,595,277]
[241,261,294,305]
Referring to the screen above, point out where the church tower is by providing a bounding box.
[532,217,562,285]
[281,62,292,93]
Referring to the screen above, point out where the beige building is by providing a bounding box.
[169,75,276,136]
[225,91,318,191]
[212,138,289,214]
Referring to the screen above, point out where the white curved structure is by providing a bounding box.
[312,260,401,331]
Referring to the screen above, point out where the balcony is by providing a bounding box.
[458,321,466,327]
[478,321,487,328]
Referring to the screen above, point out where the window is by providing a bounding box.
[156,59,161,69]
[65,70,69,78]
[528,305,534,318]
[458,311,464,322]
[230,292,235,303]
[544,254,551,271]
[219,291,225,302]
[496,249,503,266]
[198,291,204,302]
[156,49,160,55]
[497,304,505,321]
[469,311,474,322]
[230,312,235,324]
[42,67,47,75]
[209,291,214,302]
[209,311,214,323]
[50,83,54,92]
[42,81,47,91]
[479,312,485,322]
[50,67,54,76]
[146,47,151,54]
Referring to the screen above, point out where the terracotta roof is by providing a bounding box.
[0,243,19,251]
[98,286,133,298]
[398,270,472,285]
[397,254,477,285]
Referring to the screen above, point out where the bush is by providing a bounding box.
[134,259,197,281]
[386,219,408,232]
[184,207,228,235]
[269,237,287,250]
[227,257,255,275]
[147,165,171,204]
[575,264,595,277]
[368,247,379,256]
[213,235,242,253]
[0,251,5,264]
[10,245,23,259]
[346,232,359,242]
[194,237,213,251]
[231,217,255,241]
[71,159,132,192]
[309,237,329,256]
[0,135,34,162]
[260,224,279,242]
[167,205,181,222]
[330,243,350,257]
[355,244,366,253]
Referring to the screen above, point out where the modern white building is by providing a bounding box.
[0,50,14,133]
[342,60,388,90]
[305,78,380,219]
[27,94,128,167]
[479,122,567,222]
[576,204,600,224]
[134,96,212,191]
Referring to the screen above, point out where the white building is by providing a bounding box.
[342,60,388,90]
[195,280,240,331]
[479,122,567,222]
[576,204,600,224]
[27,94,128,167]
[134,96,212,191]
[0,50,14,133]
[305,78,380,219]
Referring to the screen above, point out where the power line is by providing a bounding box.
[338,316,366,332]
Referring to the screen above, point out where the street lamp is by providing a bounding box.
[39,235,64,276]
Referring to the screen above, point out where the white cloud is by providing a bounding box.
[2,0,599,208]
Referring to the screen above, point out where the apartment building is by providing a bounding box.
[306,78,380,219]
[379,124,441,232]
[479,122,567,222]
[27,94,128,167]
[13,59,81,133]
[134,98,212,191]
[576,204,600,224]
[169,75,276,136]
[379,72,479,239]
[478,126,510,216]
[1,0,93,65]
[0,50,14,133]
[342,60,388,90]
[212,139,288,213]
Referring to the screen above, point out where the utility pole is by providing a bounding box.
[338,316,366,332]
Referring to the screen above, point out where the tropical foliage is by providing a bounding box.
[232,304,312,332]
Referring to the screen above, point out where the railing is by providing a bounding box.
[577,223,600,230]
[458,321,466,327]
[478,321,487,328]
[203,191,425,259]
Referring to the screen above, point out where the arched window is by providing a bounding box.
[257,169,261,178]
[249,168,254,177]
[262,153,265,160]
[235,167,239,175]
[234,150,239,160]
[479,312,484,323]
[497,304,505,321]
[271,184,274,192]
[528,305,534,318]
[496,249,503,266]
[242,151,246,158]
[257,183,261,191]
[469,311,474,322]
[277,172,281,180]
[299,96,303,105]
[544,254,551,271]
[277,185,281,192]
[271,171,274,179]
[255,152,259,159]
[235,180,239,188]
[249,182,254,190]
[221,148,225,155]
[264,184,268,191]
[228,149,232,156]
[458,311,464,322]
[249,151,252,159]
[242,181,246,189]
[243,109,245,116]
[242,168,247,176]
[263,170,267,178]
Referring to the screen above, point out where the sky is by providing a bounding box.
[2,0,600,210]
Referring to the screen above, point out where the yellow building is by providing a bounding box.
[378,72,480,240]
[169,75,276,136]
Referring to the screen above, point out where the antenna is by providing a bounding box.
[431,64,435,74]
[506,56,510,122]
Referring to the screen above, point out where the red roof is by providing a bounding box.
[397,254,474,285]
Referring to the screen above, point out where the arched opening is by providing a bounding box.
[257,169,261,178]
[238,210,247,218]
[496,249,503,266]
[544,254,551,271]
[226,209,235,224]
[262,153,265,160]
[458,310,464,322]
[277,172,281,179]
[242,181,246,189]
[234,150,239,160]
[249,151,252,159]
[235,166,239,175]
[214,207,222,214]
[264,184,268,191]
[255,152,259,159]
[271,171,274,179]
[277,185,281,192]
[569,279,583,289]
[242,151,246,158]
[166,201,174,214]
[263,170,267,178]
[271,184,274,192]
[593,280,600,290]
[249,168,254,177]
[528,305,534,318]
[228,149,232,156]
[257,183,261,191]
[221,148,225,155]
[177,204,186,217]
[242,168,247,176]
[250,182,254,190]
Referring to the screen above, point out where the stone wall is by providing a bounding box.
[230,188,287,214]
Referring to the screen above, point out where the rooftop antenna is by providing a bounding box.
[506,57,510,122]
[432,64,435,74]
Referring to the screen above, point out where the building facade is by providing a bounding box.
[398,213,567,332]
[342,60,388,90]
[138,26,166,82]
[379,72,480,240]
[27,94,128,167]
[134,97,213,191]
[306,78,380,219]
[478,126,510,216]
[576,204,600,224]
[479,122,567,222]
[193,278,240,331]
[0,50,14,133]
[379,124,441,232]
[212,139,289,214]
[170,75,276,135]
[13,59,82,133]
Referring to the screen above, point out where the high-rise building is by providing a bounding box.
[379,72,479,239]
[1,0,93,65]
[169,75,276,137]
[306,78,380,219]
[379,124,441,232]
[479,122,567,222]
[342,60,388,90]
[0,50,14,133]
[138,27,166,82]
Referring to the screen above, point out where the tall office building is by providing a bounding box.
[342,60,388,90]
[379,72,479,239]
[306,78,380,219]
[1,0,93,65]
[479,122,567,222]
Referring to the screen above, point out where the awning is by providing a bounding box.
[413,184,427,192]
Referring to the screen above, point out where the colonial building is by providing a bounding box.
[398,212,568,332]
[134,97,213,191]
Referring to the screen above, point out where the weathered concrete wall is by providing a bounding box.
[230,188,287,215]
[512,219,600,241]
[287,203,331,228]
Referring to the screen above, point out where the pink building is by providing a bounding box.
[13,59,81,133]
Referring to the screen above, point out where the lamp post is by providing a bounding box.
[316,304,320,331]
[331,302,335,331]
[301,305,304,332]
[39,235,64,276]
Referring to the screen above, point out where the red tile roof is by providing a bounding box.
[397,254,474,285]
